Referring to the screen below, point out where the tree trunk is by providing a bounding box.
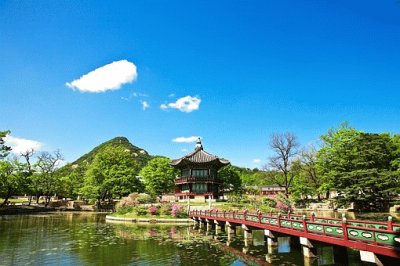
[44,195,51,207]
[28,195,32,206]
[0,190,12,207]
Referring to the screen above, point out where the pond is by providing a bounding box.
[0,212,393,265]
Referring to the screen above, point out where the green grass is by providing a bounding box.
[0,198,29,204]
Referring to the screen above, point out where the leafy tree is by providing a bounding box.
[267,133,299,197]
[82,146,143,202]
[57,163,85,199]
[0,160,15,206]
[35,150,64,206]
[139,157,178,196]
[291,145,323,202]
[0,130,11,160]
[317,124,399,211]
[238,168,275,187]
[219,165,242,193]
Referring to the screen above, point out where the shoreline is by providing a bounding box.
[105,215,191,223]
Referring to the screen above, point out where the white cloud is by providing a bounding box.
[172,136,200,143]
[160,96,201,113]
[4,136,43,154]
[253,159,261,164]
[141,100,150,110]
[66,60,137,93]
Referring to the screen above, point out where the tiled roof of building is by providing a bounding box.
[171,138,229,167]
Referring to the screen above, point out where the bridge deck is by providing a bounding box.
[189,210,400,259]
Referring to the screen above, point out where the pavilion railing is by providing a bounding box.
[175,177,221,184]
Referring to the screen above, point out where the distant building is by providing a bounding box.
[261,185,286,197]
[171,138,229,202]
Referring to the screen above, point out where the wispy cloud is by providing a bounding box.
[253,159,261,164]
[141,100,150,110]
[160,96,201,113]
[4,136,43,154]
[66,60,137,93]
[172,136,200,143]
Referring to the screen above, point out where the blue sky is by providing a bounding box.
[1,1,400,168]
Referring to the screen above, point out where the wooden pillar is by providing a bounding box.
[214,220,225,234]
[264,229,278,247]
[206,219,214,232]
[242,224,253,247]
[300,236,317,266]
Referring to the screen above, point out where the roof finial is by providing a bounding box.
[195,137,203,150]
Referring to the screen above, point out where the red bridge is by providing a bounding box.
[189,209,400,265]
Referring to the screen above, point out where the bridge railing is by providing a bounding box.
[190,209,400,247]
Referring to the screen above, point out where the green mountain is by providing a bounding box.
[57,137,152,183]
[71,136,151,168]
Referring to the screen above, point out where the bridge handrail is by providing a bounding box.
[192,209,400,231]
[189,209,400,258]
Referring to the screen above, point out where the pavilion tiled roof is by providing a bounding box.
[171,138,229,167]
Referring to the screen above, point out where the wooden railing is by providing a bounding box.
[190,209,400,248]
[175,177,221,184]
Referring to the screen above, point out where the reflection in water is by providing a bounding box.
[0,212,395,265]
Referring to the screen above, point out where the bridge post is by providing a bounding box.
[359,251,384,266]
[264,229,278,247]
[205,219,214,232]
[300,237,317,258]
[387,215,393,231]
[242,224,253,247]
[226,221,236,242]
[214,220,225,234]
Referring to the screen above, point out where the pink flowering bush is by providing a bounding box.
[171,204,187,218]
[148,206,158,215]
[275,201,290,211]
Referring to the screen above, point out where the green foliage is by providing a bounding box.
[159,203,172,216]
[263,197,277,208]
[134,206,148,216]
[137,193,156,204]
[115,205,134,215]
[58,137,151,200]
[81,146,144,201]
[317,123,400,211]
[139,157,178,196]
[0,130,11,160]
[219,165,242,193]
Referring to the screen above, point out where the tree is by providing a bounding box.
[35,150,64,206]
[219,165,242,194]
[267,133,299,197]
[292,145,323,201]
[82,146,143,203]
[317,124,399,211]
[0,160,15,206]
[139,157,178,196]
[0,130,11,160]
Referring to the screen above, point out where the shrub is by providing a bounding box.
[134,206,148,216]
[159,203,172,216]
[148,206,158,215]
[171,204,187,218]
[263,198,277,208]
[116,205,134,215]
[137,193,156,204]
